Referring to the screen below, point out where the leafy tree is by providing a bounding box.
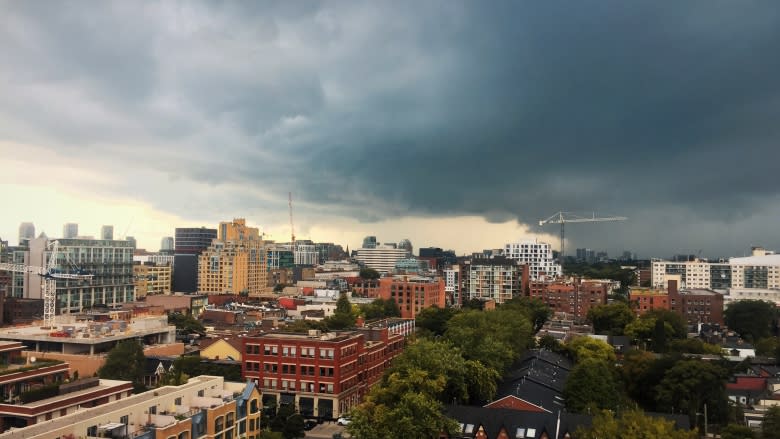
[587,302,635,335]
[625,310,686,352]
[720,424,756,439]
[445,308,532,373]
[502,297,552,333]
[283,319,328,333]
[415,305,458,338]
[655,359,729,426]
[98,339,147,392]
[387,339,499,404]
[564,262,637,294]
[668,338,723,355]
[269,404,305,439]
[168,313,206,335]
[563,358,620,412]
[348,369,459,439]
[172,355,242,381]
[324,293,356,329]
[576,409,696,439]
[566,336,617,363]
[754,337,779,357]
[537,333,564,352]
[763,405,780,439]
[359,267,380,280]
[620,349,659,408]
[359,298,401,320]
[725,300,777,342]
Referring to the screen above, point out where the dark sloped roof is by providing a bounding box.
[445,405,591,438]
[495,349,571,412]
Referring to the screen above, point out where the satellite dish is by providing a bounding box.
[30,357,36,363]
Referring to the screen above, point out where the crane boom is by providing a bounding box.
[0,240,92,329]
[538,211,627,269]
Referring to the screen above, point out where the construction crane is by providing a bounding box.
[538,211,628,267]
[0,240,93,329]
[288,192,296,245]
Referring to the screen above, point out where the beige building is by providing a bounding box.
[0,375,262,439]
[199,219,268,296]
[134,262,173,298]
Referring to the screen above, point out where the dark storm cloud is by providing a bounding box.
[1,1,779,256]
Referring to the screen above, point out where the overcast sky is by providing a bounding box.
[2,1,779,258]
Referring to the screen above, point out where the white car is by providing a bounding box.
[336,416,351,426]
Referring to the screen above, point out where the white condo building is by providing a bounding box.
[504,239,561,280]
[651,248,780,306]
[354,245,410,273]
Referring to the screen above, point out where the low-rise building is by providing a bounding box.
[530,278,609,322]
[242,326,404,419]
[0,375,262,439]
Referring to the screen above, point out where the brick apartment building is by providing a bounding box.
[378,276,446,319]
[529,279,609,322]
[630,280,724,325]
[242,326,404,419]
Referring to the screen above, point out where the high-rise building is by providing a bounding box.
[160,236,174,252]
[124,236,136,249]
[362,236,377,249]
[462,257,529,304]
[100,225,114,240]
[173,227,217,293]
[378,276,445,318]
[354,245,410,273]
[19,237,135,314]
[18,222,35,247]
[398,239,413,254]
[198,219,267,296]
[62,223,78,239]
[504,239,562,280]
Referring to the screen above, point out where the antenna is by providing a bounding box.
[288,192,295,245]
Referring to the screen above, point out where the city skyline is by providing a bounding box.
[2,2,780,257]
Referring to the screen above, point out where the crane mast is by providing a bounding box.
[538,211,628,270]
[0,240,93,329]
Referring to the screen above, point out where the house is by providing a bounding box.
[491,350,571,414]
[444,406,590,439]
[200,337,244,362]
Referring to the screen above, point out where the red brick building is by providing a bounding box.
[629,287,671,316]
[529,279,609,322]
[630,280,724,325]
[345,277,381,298]
[378,276,446,319]
[242,326,403,419]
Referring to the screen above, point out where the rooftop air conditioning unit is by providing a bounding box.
[307,330,321,337]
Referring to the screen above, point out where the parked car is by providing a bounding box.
[303,420,317,430]
[336,416,351,426]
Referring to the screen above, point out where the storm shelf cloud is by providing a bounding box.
[1,1,779,257]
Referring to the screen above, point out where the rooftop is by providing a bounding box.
[0,316,173,345]
[729,254,780,266]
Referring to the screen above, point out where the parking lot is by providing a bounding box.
[304,422,350,438]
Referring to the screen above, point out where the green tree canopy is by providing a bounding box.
[763,405,780,439]
[359,298,401,320]
[445,308,532,373]
[324,293,356,330]
[168,312,206,335]
[359,267,380,280]
[625,310,687,352]
[269,404,305,439]
[587,302,635,335]
[576,409,696,439]
[415,305,458,338]
[720,424,756,439]
[563,358,621,412]
[655,359,729,426]
[502,297,552,333]
[566,336,617,363]
[725,300,777,342]
[98,339,147,392]
[668,338,723,355]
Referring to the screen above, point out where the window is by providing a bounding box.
[174,397,182,406]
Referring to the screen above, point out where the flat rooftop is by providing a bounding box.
[0,317,174,345]
[0,379,131,414]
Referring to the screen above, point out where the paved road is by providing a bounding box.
[304,422,350,438]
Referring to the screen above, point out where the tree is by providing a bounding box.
[725,300,777,342]
[720,424,756,439]
[566,336,617,363]
[755,337,779,357]
[762,405,780,439]
[502,297,552,333]
[347,369,460,439]
[168,313,206,335]
[668,338,723,355]
[359,267,380,280]
[563,358,621,412]
[98,339,147,392]
[386,339,499,404]
[324,293,356,330]
[537,333,564,352]
[269,404,305,439]
[415,306,458,338]
[576,409,696,439]
[587,302,635,335]
[655,359,729,426]
[625,310,686,352]
[359,298,400,320]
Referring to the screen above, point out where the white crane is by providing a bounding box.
[0,240,93,329]
[538,211,627,267]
